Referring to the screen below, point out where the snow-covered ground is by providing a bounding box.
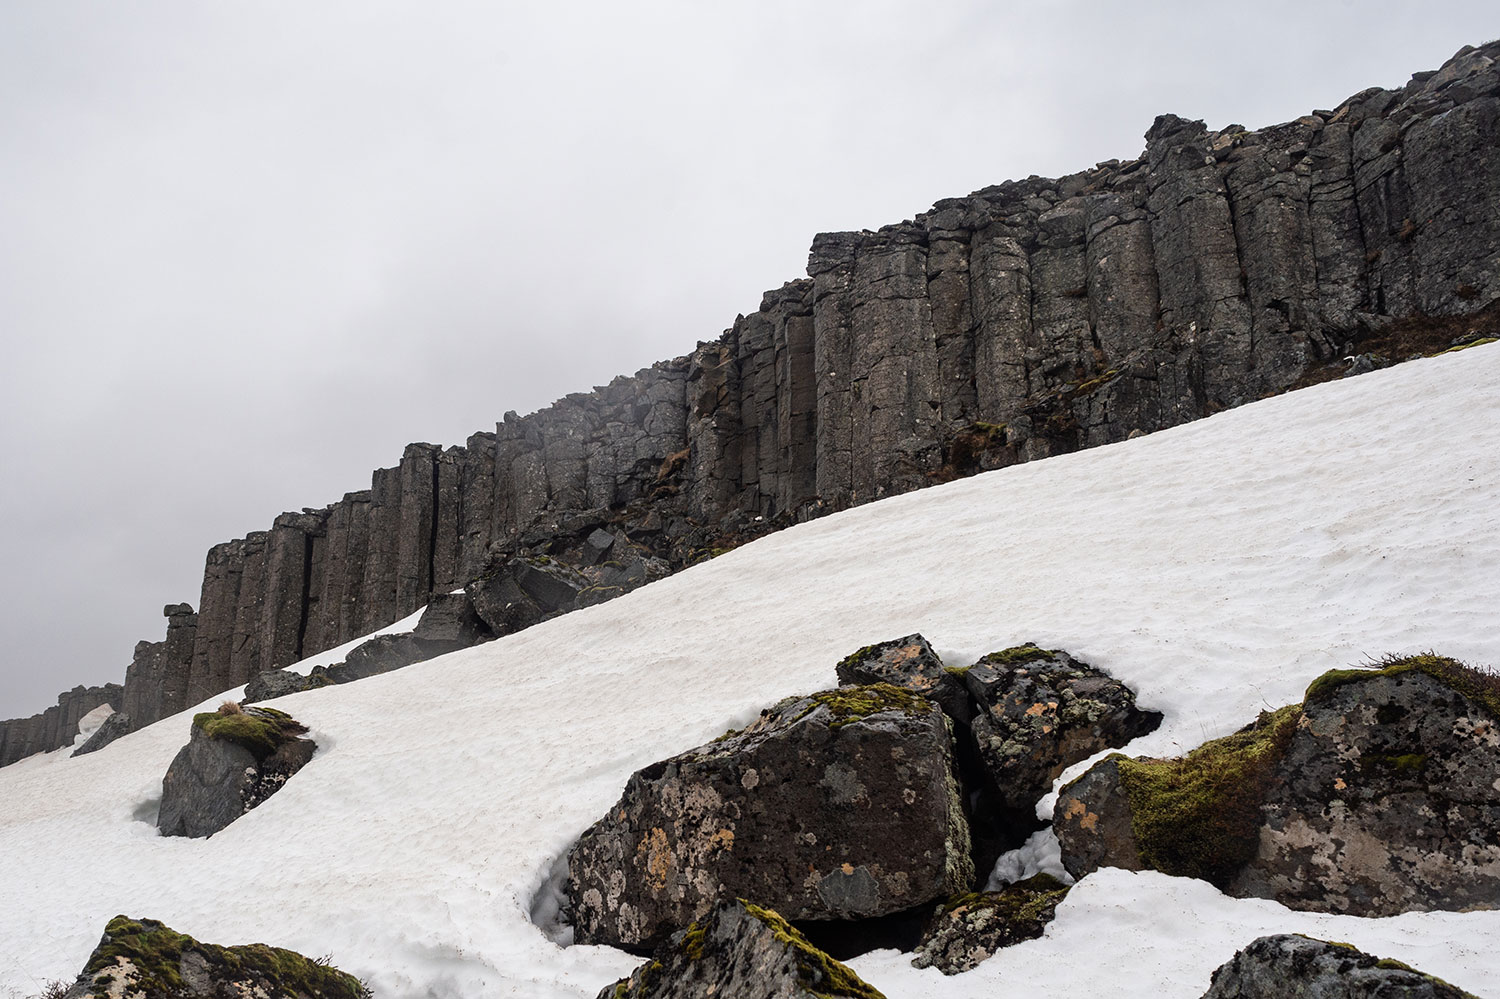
[2,344,1498,999]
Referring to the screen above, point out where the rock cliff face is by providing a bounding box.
[4,42,1499,765]
[0,683,121,767]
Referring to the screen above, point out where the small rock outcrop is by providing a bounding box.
[71,709,132,757]
[597,899,885,999]
[157,703,316,839]
[568,684,972,951]
[1056,655,1500,916]
[1200,934,1477,999]
[910,874,1071,975]
[60,915,366,999]
[242,669,331,704]
[466,556,589,636]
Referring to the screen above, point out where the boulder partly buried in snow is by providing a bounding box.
[243,668,331,704]
[597,899,885,999]
[1200,934,1477,998]
[1056,655,1500,916]
[60,915,367,999]
[466,556,589,636]
[71,708,132,757]
[954,644,1162,817]
[568,684,972,951]
[910,874,1071,975]
[157,704,315,839]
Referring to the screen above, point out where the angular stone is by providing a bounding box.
[1200,934,1477,999]
[242,669,331,705]
[910,874,1071,975]
[158,705,315,839]
[598,899,885,999]
[410,592,493,647]
[957,645,1161,816]
[835,634,947,691]
[466,556,588,636]
[60,915,367,999]
[72,710,132,757]
[568,684,972,951]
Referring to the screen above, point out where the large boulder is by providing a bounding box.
[60,915,366,999]
[465,556,589,636]
[568,684,972,951]
[597,899,886,999]
[954,644,1162,816]
[410,591,493,647]
[157,704,316,839]
[1056,655,1500,916]
[1200,934,1477,999]
[910,874,1070,975]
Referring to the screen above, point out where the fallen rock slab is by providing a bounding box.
[71,709,132,757]
[158,703,315,839]
[1200,934,1477,998]
[568,684,972,951]
[243,668,331,704]
[597,899,885,999]
[60,915,366,999]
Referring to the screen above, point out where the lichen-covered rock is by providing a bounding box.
[568,684,972,950]
[158,704,316,838]
[910,874,1070,975]
[1057,655,1500,916]
[597,899,885,999]
[836,635,947,690]
[1231,656,1500,915]
[834,635,973,722]
[60,915,367,999]
[1200,934,1478,999]
[956,645,1161,815]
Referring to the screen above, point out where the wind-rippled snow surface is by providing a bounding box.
[2,345,1498,998]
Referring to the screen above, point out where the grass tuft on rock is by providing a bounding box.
[1303,652,1500,719]
[1115,705,1300,887]
[192,704,308,760]
[974,644,1057,668]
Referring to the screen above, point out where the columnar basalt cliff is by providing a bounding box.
[4,42,1498,764]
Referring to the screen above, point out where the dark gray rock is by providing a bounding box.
[242,668,330,704]
[568,684,972,951]
[1200,934,1477,998]
[466,556,588,636]
[325,633,431,683]
[910,874,1071,975]
[957,645,1161,816]
[1230,660,1500,916]
[410,591,493,646]
[597,899,885,999]
[72,709,132,757]
[158,705,315,838]
[835,634,947,691]
[1057,656,1500,916]
[60,915,367,999]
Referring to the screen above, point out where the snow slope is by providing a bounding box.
[2,344,1498,999]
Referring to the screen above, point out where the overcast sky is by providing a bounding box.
[0,1,1490,719]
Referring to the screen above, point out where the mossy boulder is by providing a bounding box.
[1056,655,1500,916]
[834,634,972,722]
[158,704,316,839]
[568,684,972,951]
[60,915,366,999]
[910,874,1071,975]
[1200,934,1478,998]
[597,899,885,999]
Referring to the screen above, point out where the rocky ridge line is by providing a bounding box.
[4,41,1499,766]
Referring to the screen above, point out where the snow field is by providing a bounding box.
[0,343,1497,998]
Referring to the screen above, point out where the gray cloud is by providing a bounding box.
[0,0,1490,715]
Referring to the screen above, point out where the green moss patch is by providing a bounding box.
[1304,653,1500,719]
[1116,705,1300,887]
[975,644,1057,668]
[1437,336,1498,354]
[192,705,308,760]
[85,916,366,999]
[739,902,885,999]
[793,684,934,730]
[941,873,1069,924]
